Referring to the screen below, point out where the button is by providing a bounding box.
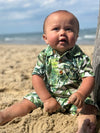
[59,70,63,74]
[53,50,56,54]
[59,59,62,63]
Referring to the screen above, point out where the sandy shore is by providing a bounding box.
[0,44,100,133]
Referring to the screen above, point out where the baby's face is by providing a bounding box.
[43,11,79,54]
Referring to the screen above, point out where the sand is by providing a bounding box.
[0,44,100,133]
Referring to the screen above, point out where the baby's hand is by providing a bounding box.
[43,97,61,113]
[68,92,85,108]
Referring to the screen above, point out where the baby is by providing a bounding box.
[0,10,97,133]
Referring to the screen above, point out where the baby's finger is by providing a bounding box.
[77,100,83,108]
[66,100,71,105]
[73,99,80,106]
[43,108,49,115]
[68,95,77,104]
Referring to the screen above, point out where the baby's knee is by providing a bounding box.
[22,99,37,112]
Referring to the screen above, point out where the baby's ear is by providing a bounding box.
[43,34,49,44]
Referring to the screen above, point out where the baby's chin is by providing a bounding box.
[58,44,71,50]
[57,46,74,55]
[56,49,68,55]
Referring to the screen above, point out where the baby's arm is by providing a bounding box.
[68,76,95,108]
[32,75,61,113]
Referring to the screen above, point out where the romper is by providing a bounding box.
[24,45,96,115]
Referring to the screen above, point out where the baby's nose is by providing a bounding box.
[60,29,66,35]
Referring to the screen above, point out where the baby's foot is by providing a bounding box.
[77,119,96,133]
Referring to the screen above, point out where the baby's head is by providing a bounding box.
[43,10,79,34]
[43,10,79,54]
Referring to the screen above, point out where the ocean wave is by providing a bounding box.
[84,35,96,39]
[0,28,96,45]
[4,37,27,42]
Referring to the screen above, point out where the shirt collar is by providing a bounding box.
[45,45,82,57]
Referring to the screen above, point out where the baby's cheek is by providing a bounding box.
[48,33,57,42]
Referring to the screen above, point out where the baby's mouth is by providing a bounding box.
[59,39,67,43]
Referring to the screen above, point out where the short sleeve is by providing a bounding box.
[32,50,46,77]
[78,55,94,78]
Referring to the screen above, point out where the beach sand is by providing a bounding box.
[0,44,100,133]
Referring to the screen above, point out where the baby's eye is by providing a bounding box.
[65,28,73,32]
[52,27,59,31]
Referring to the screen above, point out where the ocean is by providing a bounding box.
[0,28,97,45]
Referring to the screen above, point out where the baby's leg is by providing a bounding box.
[77,119,96,133]
[0,99,37,125]
[77,104,97,133]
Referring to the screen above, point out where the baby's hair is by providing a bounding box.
[43,10,79,34]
